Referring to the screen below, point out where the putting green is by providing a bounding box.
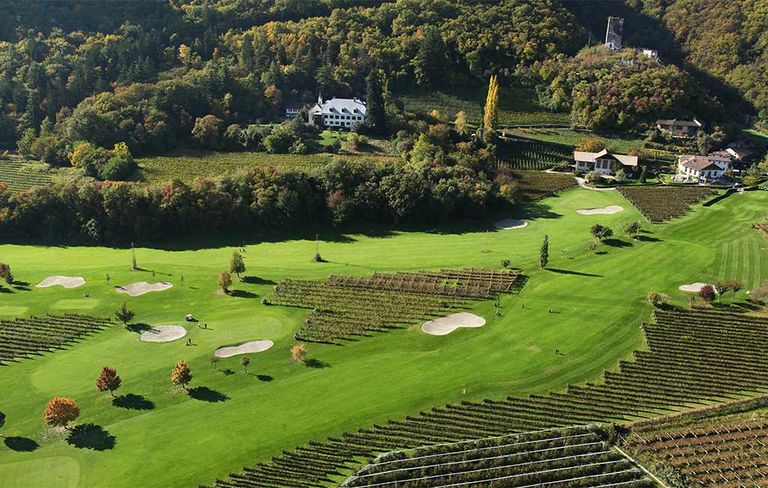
[0,187,766,487]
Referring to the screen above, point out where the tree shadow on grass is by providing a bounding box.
[188,386,230,403]
[634,235,661,242]
[604,238,633,248]
[546,268,602,278]
[305,358,329,369]
[112,393,155,410]
[66,424,115,451]
[126,323,152,333]
[256,375,273,382]
[241,276,276,285]
[230,290,258,299]
[4,437,39,452]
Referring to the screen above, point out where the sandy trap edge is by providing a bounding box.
[494,218,528,230]
[115,281,173,297]
[576,206,624,215]
[140,325,187,343]
[215,340,274,358]
[679,282,713,293]
[421,312,487,336]
[36,276,86,289]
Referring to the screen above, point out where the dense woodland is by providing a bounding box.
[0,0,766,241]
[1,0,765,154]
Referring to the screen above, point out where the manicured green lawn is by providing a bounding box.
[1,186,767,487]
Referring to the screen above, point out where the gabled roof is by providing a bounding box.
[656,119,702,128]
[309,97,366,116]
[678,154,728,171]
[573,150,638,167]
[708,151,733,162]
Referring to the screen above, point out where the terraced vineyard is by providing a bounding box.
[618,186,716,222]
[498,139,572,170]
[0,314,112,365]
[626,416,768,486]
[211,309,768,487]
[268,268,523,343]
[514,170,578,201]
[0,159,55,193]
[342,425,653,487]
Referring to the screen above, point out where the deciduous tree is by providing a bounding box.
[623,222,641,239]
[230,250,245,279]
[454,111,468,136]
[575,137,605,152]
[240,356,250,373]
[483,75,499,131]
[43,397,80,429]
[699,284,716,304]
[115,303,135,326]
[0,263,12,285]
[218,271,232,293]
[96,367,122,397]
[170,360,192,390]
[291,343,307,363]
[590,224,613,242]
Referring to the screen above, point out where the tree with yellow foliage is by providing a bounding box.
[483,75,499,131]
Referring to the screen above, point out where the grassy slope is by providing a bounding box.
[1,187,767,487]
[399,87,571,126]
[506,127,645,154]
[136,148,398,185]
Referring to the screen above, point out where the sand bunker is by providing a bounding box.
[576,206,624,215]
[36,276,86,289]
[421,313,487,336]
[494,218,528,230]
[214,340,274,358]
[140,325,187,343]
[679,282,712,293]
[115,281,172,297]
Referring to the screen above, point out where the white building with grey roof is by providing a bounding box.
[308,95,366,129]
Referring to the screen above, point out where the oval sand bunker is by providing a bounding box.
[215,340,274,358]
[140,325,187,343]
[36,276,86,289]
[421,313,487,336]
[494,218,528,230]
[679,282,712,293]
[115,281,173,297]
[576,206,624,215]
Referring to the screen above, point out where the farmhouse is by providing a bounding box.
[285,103,305,119]
[308,95,366,128]
[656,118,704,138]
[725,140,754,161]
[573,149,638,175]
[676,152,731,182]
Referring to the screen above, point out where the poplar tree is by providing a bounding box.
[483,75,499,131]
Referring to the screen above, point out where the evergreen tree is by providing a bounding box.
[365,68,386,134]
[540,235,549,269]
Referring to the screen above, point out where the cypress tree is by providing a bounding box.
[540,235,549,269]
[365,68,386,134]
